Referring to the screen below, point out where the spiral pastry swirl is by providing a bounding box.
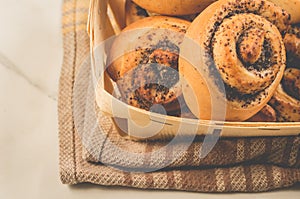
[179,0,290,121]
[107,16,190,114]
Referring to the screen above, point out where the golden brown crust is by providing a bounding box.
[106,16,191,113]
[132,0,217,16]
[125,0,200,26]
[179,0,290,121]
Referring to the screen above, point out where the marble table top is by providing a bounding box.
[0,0,299,198]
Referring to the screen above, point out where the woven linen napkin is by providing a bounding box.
[59,0,300,192]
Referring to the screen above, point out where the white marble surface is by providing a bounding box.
[0,0,299,198]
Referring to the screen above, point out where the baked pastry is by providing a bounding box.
[125,0,198,26]
[132,0,217,16]
[284,25,300,62]
[268,24,300,122]
[246,104,277,122]
[268,0,300,24]
[269,68,300,121]
[179,0,290,121]
[106,16,190,115]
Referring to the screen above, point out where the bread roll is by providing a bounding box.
[269,68,300,121]
[132,0,217,16]
[125,0,198,26]
[268,0,300,24]
[179,0,290,121]
[284,25,300,62]
[106,16,190,115]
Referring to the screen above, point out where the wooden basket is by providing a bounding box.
[87,0,300,139]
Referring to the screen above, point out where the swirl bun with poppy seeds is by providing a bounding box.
[179,0,290,121]
[106,16,190,115]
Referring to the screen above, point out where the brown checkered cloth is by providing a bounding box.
[59,0,300,192]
